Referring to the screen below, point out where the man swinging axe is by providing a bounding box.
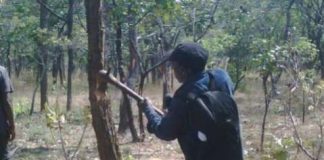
[100,42,243,160]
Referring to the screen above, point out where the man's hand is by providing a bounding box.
[138,98,152,109]
[138,98,162,134]
[163,94,173,110]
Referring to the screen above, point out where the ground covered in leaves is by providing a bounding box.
[9,74,324,160]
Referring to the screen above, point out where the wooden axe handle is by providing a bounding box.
[99,70,164,115]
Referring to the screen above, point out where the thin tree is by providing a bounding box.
[38,0,49,111]
[66,0,75,111]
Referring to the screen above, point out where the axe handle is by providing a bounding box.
[99,70,164,116]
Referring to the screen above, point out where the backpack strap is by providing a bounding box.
[187,92,216,122]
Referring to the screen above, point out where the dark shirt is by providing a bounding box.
[0,66,13,134]
[144,69,242,160]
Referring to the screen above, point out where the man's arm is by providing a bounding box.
[140,98,186,141]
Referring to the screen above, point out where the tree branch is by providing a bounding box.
[194,0,220,42]
[76,12,87,31]
[288,111,316,160]
[70,122,88,159]
[36,0,67,22]
[135,6,155,26]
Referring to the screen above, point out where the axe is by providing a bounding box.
[98,70,164,116]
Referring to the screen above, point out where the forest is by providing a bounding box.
[1,0,324,159]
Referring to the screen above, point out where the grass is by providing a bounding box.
[8,72,324,160]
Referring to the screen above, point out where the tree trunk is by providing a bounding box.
[151,54,158,84]
[53,26,65,86]
[67,0,75,111]
[157,18,172,110]
[14,55,22,78]
[283,0,295,40]
[114,20,127,133]
[114,20,129,134]
[59,52,65,86]
[118,94,129,133]
[85,0,121,159]
[52,46,63,85]
[6,41,11,77]
[317,39,324,79]
[39,0,49,111]
[111,7,139,141]
[260,73,271,152]
[127,8,144,140]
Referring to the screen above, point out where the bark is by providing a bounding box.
[317,39,324,79]
[103,2,113,70]
[14,56,22,78]
[52,46,64,85]
[6,41,11,77]
[283,0,295,40]
[157,18,172,111]
[260,73,271,152]
[39,0,49,111]
[59,52,65,85]
[67,0,75,111]
[127,9,142,141]
[150,55,157,84]
[85,0,121,159]
[110,4,139,141]
[115,21,129,134]
[53,25,66,86]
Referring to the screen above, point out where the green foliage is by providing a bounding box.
[123,154,135,160]
[250,36,318,78]
[65,106,92,125]
[45,103,65,129]
[201,30,237,56]
[263,136,294,160]
[13,97,30,118]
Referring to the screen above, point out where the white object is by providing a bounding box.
[197,131,207,142]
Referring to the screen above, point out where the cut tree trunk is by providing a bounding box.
[85,0,121,159]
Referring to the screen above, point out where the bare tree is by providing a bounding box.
[66,0,75,111]
[39,0,49,111]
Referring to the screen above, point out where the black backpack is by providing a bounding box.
[186,72,243,160]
